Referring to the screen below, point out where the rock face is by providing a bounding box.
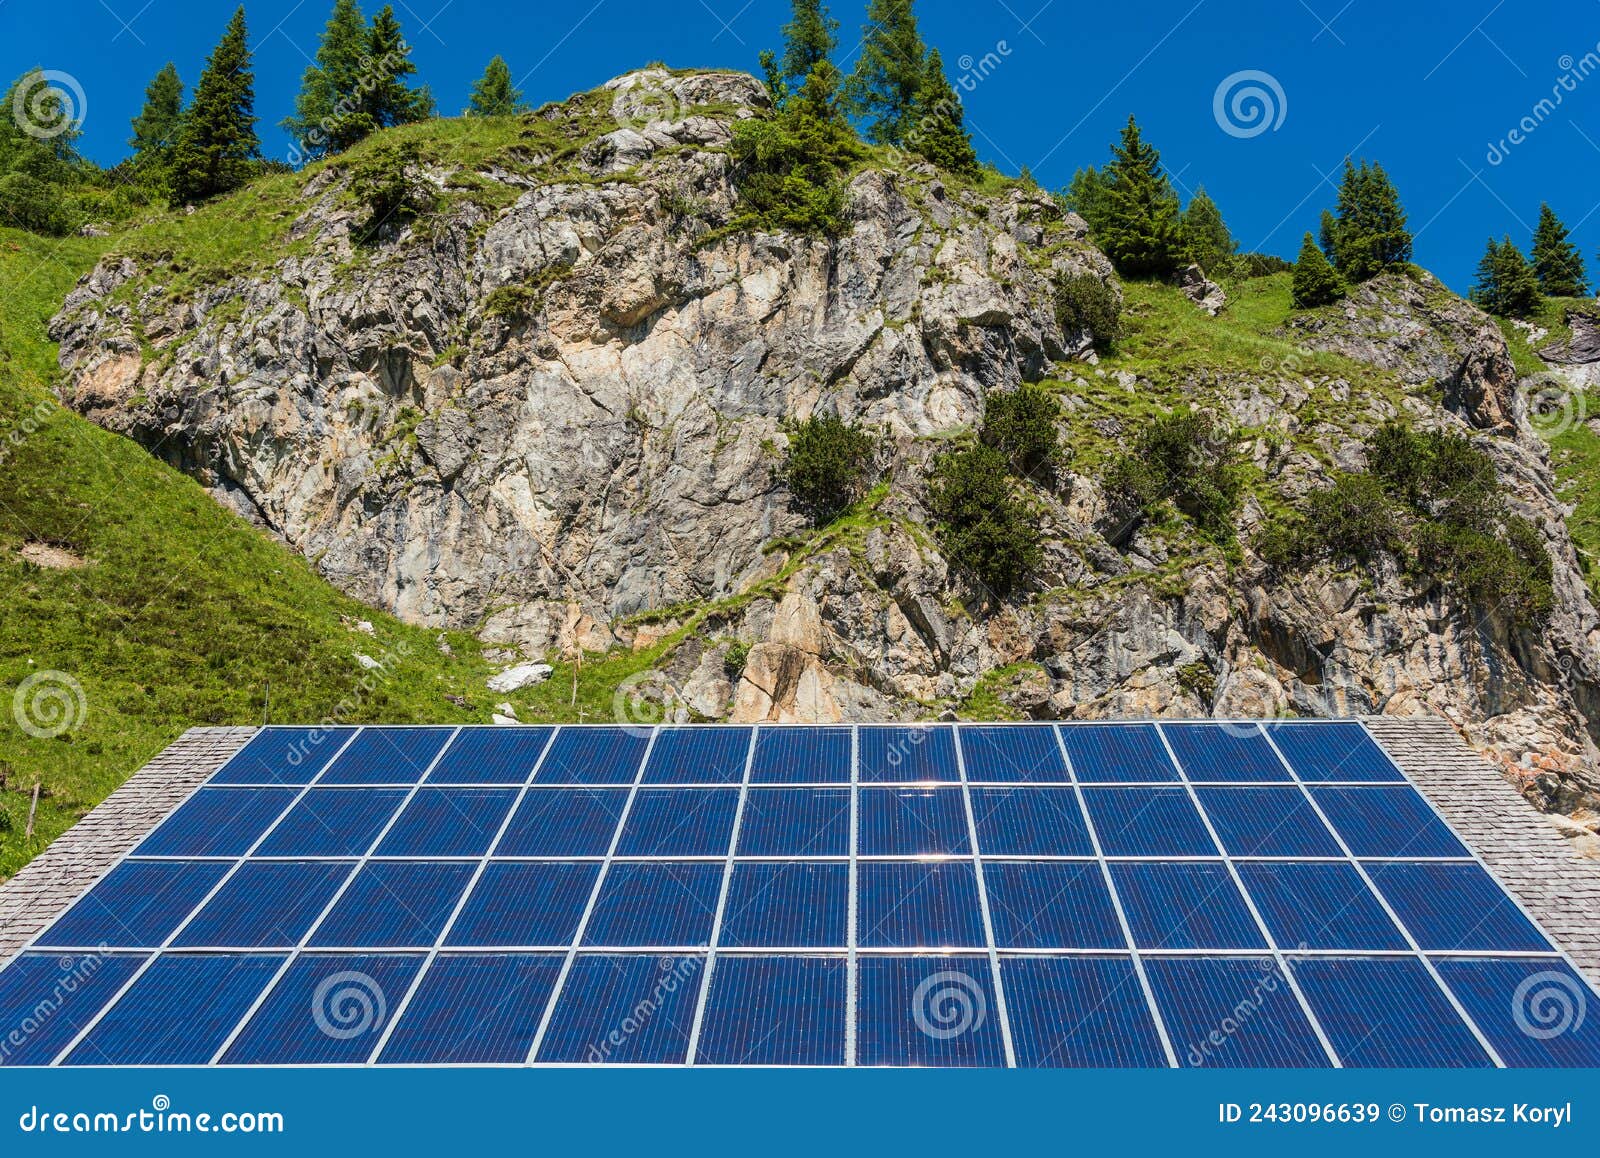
[48,69,1600,818]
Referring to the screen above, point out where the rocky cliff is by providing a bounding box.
[47,68,1600,825]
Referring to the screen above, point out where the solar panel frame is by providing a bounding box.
[1291,956,1496,1068]
[425,727,554,785]
[134,786,301,857]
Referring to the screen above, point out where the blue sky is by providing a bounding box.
[2,0,1598,291]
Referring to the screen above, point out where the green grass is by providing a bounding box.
[0,225,499,878]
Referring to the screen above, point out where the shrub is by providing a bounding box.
[927,443,1041,596]
[1104,407,1241,541]
[0,172,70,236]
[723,639,751,680]
[729,61,862,237]
[780,413,877,524]
[1301,472,1399,563]
[1053,273,1121,351]
[1291,231,1345,308]
[348,140,437,244]
[1369,423,1498,531]
[981,384,1068,483]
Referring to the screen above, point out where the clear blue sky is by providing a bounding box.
[2,0,1597,292]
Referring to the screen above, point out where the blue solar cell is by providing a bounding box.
[642,727,752,784]
[858,725,959,783]
[1193,787,1343,857]
[1002,956,1167,1067]
[695,954,846,1065]
[1433,958,1600,1068]
[958,725,1066,782]
[537,953,704,1063]
[582,862,724,947]
[615,788,739,856]
[35,860,230,949]
[446,862,600,947]
[253,788,409,857]
[1310,786,1470,858]
[719,863,849,948]
[1162,722,1291,782]
[427,727,553,784]
[858,787,970,856]
[222,953,424,1065]
[1292,957,1492,1068]
[0,952,147,1066]
[1060,723,1178,782]
[535,728,650,785]
[1145,956,1327,1068]
[736,788,850,856]
[1267,721,1403,782]
[173,861,354,948]
[983,862,1123,950]
[374,788,519,857]
[1110,863,1266,950]
[210,727,353,785]
[1235,862,1407,951]
[970,787,1093,856]
[65,953,284,1066]
[318,727,454,784]
[136,787,299,857]
[495,787,628,856]
[748,726,852,783]
[858,862,986,948]
[1367,862,1551,951]
[308,862,477,948]
[380,953,565,1064]
[1081,787,1218,857]
[856,955,1006,1066]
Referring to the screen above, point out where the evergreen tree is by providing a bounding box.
[1096,116,1187,279]
[1181,188,1236,276]
[1323,159,1412,282]
[760,0,839,105]
[1291,231,1344,308]
[0,69,82,181]
[1530,203,1589,298]
[1062,166,1110,235]
[129,63,184,170]
[846,0,926,145]
[283,0,371,156]
[1471,235,1542,318]
[466,55,525,116]
[361,5,434,130]
[169,7,260,204]
[907,48,977,175]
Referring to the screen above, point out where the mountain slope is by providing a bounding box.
[29,67,1600,836]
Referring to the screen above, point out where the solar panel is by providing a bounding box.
[5,721,1596,1069]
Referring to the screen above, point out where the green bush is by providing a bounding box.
[1053,273,1121,351]
[1104,407,1241,541]
[348,140,437,244]
[927,443,1041,596]
[1291,231,1345,308]
[780,413,877,524]
[729,62,863,237]
[981,384,1068,483]
[723,639,751,679]
[0,172,70,236]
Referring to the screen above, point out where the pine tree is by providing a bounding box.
[361,5,434,130]
[1063,166,1110,235]
[1291,231,1344,308]
[907,48,978,175]
[1096,116,1187,279]
[283,0,370,156]
[169,7,260,204]
[1323,159,1412,282]
[129,63,184,170]
[761,0,839,104]
[466,55,524,116]
[0,69,82,180]
[1181,188,1236,276]
[1530,203,1589,298]
[846,0,927,145]
[1472,235,1542,318]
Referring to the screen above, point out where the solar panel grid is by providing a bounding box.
[5,721,1597,1069]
